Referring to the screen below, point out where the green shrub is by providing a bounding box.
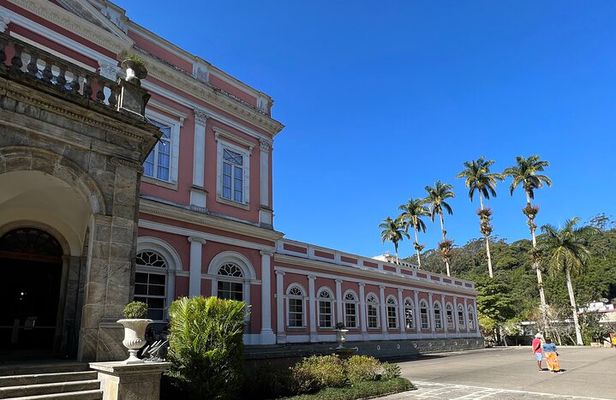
[345,355,380,383]
[167,296,246,400]
[283,377,414,400]
[381,362,402,380]
[291,355,347,393]
[123,301,148,319]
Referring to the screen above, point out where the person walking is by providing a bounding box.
[543,338,560,372]
[531,333,544,371]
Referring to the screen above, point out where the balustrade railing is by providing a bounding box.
[0,33,148,117]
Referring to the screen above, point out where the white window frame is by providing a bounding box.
[468,305,475,330]
[134,250,168,322]
[366,293,380,329]
[216,263,245,301]
[144,110,181,183]
[317,287,335,329]
[434,301,443,330]
[420,300,429,329]
[404,298,415,329]
[216,138,251,205]
[446,303,455,330]
[343,290,359,329]
[458,304,466,328]
[286,284,307,328]
[386,296,398,329]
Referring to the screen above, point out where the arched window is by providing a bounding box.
[468,305,475,330]
[404,298,415,329]
[434,301,443,329]
[446,303,454,330]
[386,296,398,329]
[366,293,379,329]
[287,285,305,327]
[217,263,244,301]
[457,304,465,328]
[317,288,334,328]
[420,300,429,329]
[343,290,358,328]
[135,251,168,321]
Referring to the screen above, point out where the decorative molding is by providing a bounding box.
[187,236,206,245]
[214,126,255,151]
[97,59,120,81]
[194,108,208,125]
[0,12,10,32]
[259,138,272,152]
[147,99,188,125]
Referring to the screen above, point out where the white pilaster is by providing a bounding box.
[335,279,343,325]
[259,250,275,344]
[308,274,317,342]
[398,288,405,334]
[379,285,387,334]
[275,270,286,343]
[190,109,208,210]
[414,291,420,332]
[441,294,446,332]
[473,300,479,335]
[454,297,460,333]
[188,237,205,297]
[258,139,273,226]
[464,298,470,333]
[359,282,367,339]
[428,292,435,335]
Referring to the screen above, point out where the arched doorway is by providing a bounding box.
[0,228,63,354]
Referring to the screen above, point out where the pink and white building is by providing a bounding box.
[0,0,481,359]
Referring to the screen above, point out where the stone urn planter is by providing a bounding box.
[120,57,148,83]
[118,301,152,364]
[335,323,349,350]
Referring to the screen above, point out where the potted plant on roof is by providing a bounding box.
[117,301,152,364]
[120,54,148,83]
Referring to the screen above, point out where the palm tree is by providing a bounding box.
[503,155,552,330]
[379,216,408,263]
[457,157,503,278]
[425,181,455,276]
[398,198,429,268]
[540,218,594,345]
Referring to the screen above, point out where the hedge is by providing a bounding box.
[282,377,414,400]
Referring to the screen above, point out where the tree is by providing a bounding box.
[540,218,595,345]
[398,198,429,268]
[379,216,408,263]
[457,157,503,278]
[503,155,552,330]
[425,181,455,276]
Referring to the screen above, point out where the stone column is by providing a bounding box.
[464,298,470,334]
[260,250,275,344]
[414,291,420,334]
[359,283,367,339]
[78,162,141,361]
[308,274,317,342]
[190,109,208,210]
[188,237,205,297]
[428,293,435,336]
[258,139,273,227]
[275,270,286,344]
[335,279,343,325]
[398,289,405,335]
[441,294,446,334]
[90,361,169,400]
[379,285,387,335]
[473,300,479,335]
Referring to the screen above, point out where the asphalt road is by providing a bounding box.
[387,347,616,399]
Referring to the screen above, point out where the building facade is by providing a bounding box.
[0,0,481,362]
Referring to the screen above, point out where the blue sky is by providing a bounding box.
[116,1,616,259]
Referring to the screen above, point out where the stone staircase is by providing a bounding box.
[0,363,102,400]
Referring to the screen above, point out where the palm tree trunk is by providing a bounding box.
[479,194,494,278]
[439,213,451,276]
[413,227,422,268]
[525,192,549,333]
[394,243,399,264]
[565,267,583,345]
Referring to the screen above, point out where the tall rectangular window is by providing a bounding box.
[288,298,303,327]
[144,120,173,182]
[367,304,378,328]
[222,148,244,203]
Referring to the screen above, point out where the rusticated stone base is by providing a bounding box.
[89,361,169,400]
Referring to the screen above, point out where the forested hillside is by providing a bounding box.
[407,215,616,343]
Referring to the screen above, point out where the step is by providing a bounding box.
[0,372,98,388]
[7,389,103,400]
[0,364,88,377]
[0,380,100,399]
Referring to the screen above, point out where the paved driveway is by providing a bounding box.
[385,347,616,399]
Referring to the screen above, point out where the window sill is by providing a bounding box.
[287,326,307,330]
[142,176,178,190]
[216,195,250,210]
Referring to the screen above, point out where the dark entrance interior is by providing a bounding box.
[0,228,63,355]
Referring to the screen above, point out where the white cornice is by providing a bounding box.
[214,126,255,151]
[7,0,131,53]
[139,198,283,243]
